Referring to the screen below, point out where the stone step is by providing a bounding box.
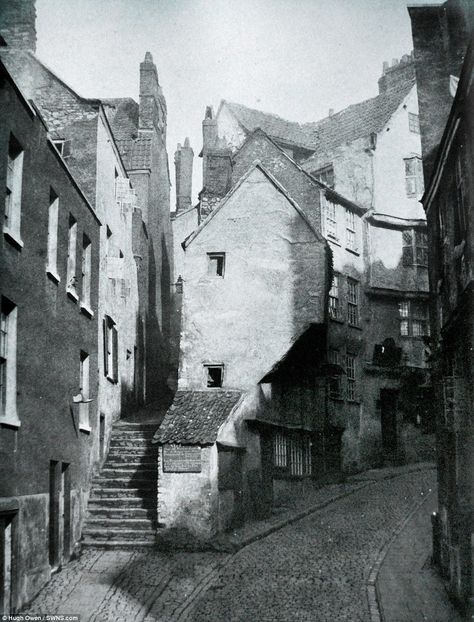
[81,538,156,549]
[92,473,157,488]
[82,527,157,542]
[109,435,156,447]
[90,487,155,499]
[85,517,156,530]
[114,422,159,430]
[87,506,156,520]
[103,461,157,470]
[110,432,156,441]
[88,497,155,509]
[98,468,156,479]
[106,447,158,456]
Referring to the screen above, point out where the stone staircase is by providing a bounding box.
[82,421,158,548]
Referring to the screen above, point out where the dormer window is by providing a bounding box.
[312,164,334,189]
[207,253,225,277]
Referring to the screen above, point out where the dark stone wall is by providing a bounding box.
[0,0,36,52]
[409,0,474,183]
[0,73,100,497]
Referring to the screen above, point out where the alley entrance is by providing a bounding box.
[49,461,71,570]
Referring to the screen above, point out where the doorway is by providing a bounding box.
[49,461,71,570]
[0,513,14,615]
[380,389,398,457]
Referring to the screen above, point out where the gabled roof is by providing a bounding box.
[183,162,326,249]
[235,128,366,215]
[102,98,139,141]
[222,100,316,151]
[154,390,242,445]
[304,79,415,160]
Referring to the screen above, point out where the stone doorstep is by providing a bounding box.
[90,488,156,498]
[87,497,155,508]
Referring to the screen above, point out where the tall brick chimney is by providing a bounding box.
[174,138,194,213]
[378,52,415,93]
[139,51,167,137]
[0,0,37,52]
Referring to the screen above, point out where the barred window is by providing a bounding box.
[398,301,430,338]
[346,354,356,401]
[347,278,359,326]
[273,431,312,476]
[329,273,341,320]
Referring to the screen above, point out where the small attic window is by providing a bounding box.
[205,364,224,388]
[207,253,225,277]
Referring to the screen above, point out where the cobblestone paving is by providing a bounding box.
[190,469,436,622]
[22,468,436,622]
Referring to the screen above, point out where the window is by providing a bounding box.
[47,189,59,279]
[81,235,92,310]
[398,301,430,338]
[52,139,71,158]
[4,134,24,243]
[66,215,78,296]
[328,349,343,399]
[79,351,90,431]
[402,229,428,267]
[0,298,19,426]
[347,278,359,326]
[323,195,338,240]
[312,164,334,189]
[408,112,420,134]
[345,209,357,252]
[329,273,341,320]
[273,431,312,476]
[204,364,223,388]
[103,316,118,382]
[346,354,356,401]
[207,253,225,277]
[404,156,424,197]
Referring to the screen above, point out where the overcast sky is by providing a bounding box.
[36,0,437,206]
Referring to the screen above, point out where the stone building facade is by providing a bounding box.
[158,163,330,538]
[0,0,173,610]
[409,0,474,613]
[0,59,101,613]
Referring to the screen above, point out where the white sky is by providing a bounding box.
[35,0,437,206]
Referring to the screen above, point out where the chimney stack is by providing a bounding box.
[139,51,167,135]
[0,0,37,52]
[328,108,334,117]
[202,106,218,152]
[174,138,194,213]
[378,51,415,94]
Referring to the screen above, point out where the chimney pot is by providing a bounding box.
[382,61,389,74]
[328,108,334,116]
[392,58,399,67]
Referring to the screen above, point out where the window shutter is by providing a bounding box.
[103,318,108,377]
[112,326,118,382]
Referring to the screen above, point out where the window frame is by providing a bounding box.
[404,156,424,198]
[323,195,338,241]
[4,134,24,247]
[207,253,226,278]
[329,273,341,321]
[81,234,92,312]
[204,364,224,388]
[47,189,60,282]
[79,350,91,432]
[345,208,358,252]
[0,298,19,427]
[103,315,118,383]
[408,112,420,134]
[312,164,335,189]
[66,214,78,299]
[346,353,356,401]
[347,278,359,327]
[328,349,343,400]
[398,300,430,338]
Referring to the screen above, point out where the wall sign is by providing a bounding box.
[163,445,202,473]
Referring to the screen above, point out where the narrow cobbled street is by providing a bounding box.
[22,465,459,622]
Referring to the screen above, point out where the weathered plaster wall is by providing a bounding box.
[373,87,425,220]
[95,115,139,431]
[179,167,327,391]
[157,444,218,539]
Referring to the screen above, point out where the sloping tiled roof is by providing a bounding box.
[115,136,152,170]
[102,98,139,141]
[223,101,316,150]
[154,391,242,444]
[304,79,415,158]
